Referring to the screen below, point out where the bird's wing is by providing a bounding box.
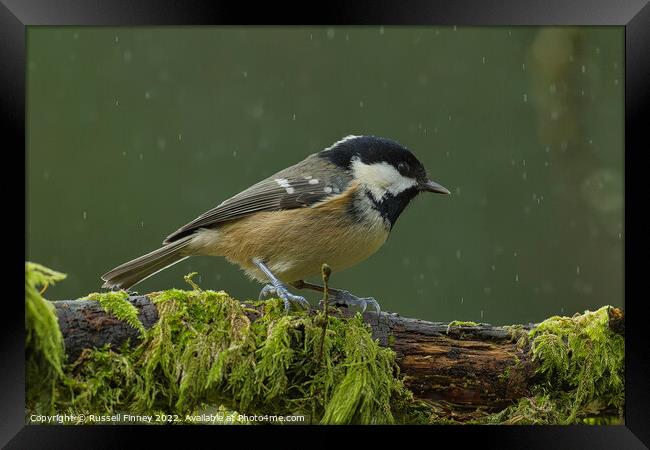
[163,154,352,244]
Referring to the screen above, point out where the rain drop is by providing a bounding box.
[326,28,335,39]
[515,274,519,282]
[114,35,119,44]
[379,26,385,35]
[359,100,364,108]
[178,133,182,141]
[82,211,87,220]
[523,93,528,102]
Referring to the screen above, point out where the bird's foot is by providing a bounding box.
[320,289,381,314]
[259,284,310,314]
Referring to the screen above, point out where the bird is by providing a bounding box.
[101,135,450,313]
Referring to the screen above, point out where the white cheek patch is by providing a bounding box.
[351,158,418,201]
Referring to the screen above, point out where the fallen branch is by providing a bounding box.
[52,294,624,416]
[27,260,624,425]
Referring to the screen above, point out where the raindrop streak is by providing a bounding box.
[82,211,87,220]
[523,93,528,102]
[114,36,119,44]
[576,266,581,275]
[515,274,519,282]
[292,113,296,121]
[178,133,182,141]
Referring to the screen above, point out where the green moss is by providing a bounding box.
[84,291,146,335]
[25,262,67,414]
[447,320,479,327]
[25,263,413,424]
[482,306,624,425]
[25,262,624,425]
[446,320,479,334]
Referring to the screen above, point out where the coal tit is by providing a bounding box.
[101,135,450,313]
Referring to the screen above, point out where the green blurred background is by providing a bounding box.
[26,26,623,324]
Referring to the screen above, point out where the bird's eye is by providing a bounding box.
[397,162,409,175]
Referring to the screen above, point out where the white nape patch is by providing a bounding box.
[351,157,418,201]
[309,178,319,185]
[275,178,291,188]
[324,186,333,194]
[324,134,360,151]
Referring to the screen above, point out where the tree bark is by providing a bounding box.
[52,296,624,412]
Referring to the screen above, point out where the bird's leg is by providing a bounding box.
[253,258,310,313]
[291,280,380,314]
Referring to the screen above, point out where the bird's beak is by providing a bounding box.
[420,179,451,195]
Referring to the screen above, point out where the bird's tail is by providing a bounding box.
[101,236,193,290]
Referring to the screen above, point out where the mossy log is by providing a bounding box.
[52,295,624,415]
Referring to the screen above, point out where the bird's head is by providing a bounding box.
[319,135,449,227]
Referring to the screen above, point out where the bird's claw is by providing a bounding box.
[320,289,381,314]
[259,284,310,313]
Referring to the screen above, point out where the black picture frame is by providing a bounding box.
[4,0,648,447]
